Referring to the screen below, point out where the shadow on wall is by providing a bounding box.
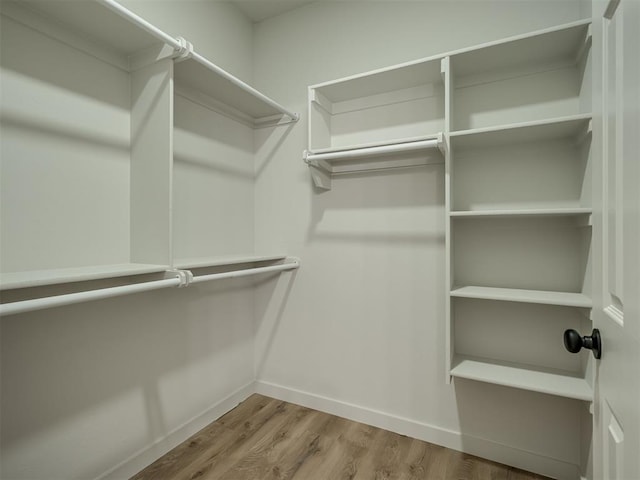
[254,121,298,179]
[252,269,299,379]
[307,163,446,246]
[0,278,256,477]
[454,379,585,477]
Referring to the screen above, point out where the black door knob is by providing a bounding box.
[564,328,601,359]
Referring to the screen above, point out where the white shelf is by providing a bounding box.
[308,57,445,157]
[174,53,298,125]
[450,355,593,401]
[3,1,297,126]
[0,263,169,291]
[451,19,591,78]
[312,59,443,103]
[309,135,439,155]
[2,0,172,71]
[451,20,591,131]
[450,207,592,218]
[173,255,289,270]
[450,286,592,308]
[450,114,592,149]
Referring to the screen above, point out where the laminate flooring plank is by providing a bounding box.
[401,439,449,480]
[350,428,410,480]
[131,395,271,480]
[131,394,552,480]
[141,396,289,480]
[184,399,296,480]
[216,404,322,479]
[290,417,372,480]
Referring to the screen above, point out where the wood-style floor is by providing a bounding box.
[132,394,550,480]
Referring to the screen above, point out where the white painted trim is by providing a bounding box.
[95,382,255,480]
[255,380,581,480]
[94,379,581,480]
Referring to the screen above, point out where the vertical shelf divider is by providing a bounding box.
[130,58,174,267]
[442,56,454,383]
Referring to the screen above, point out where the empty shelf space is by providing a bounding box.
[450,207,592,218]
[1,0,176,70]
[173,254,289,270]
[450,20,592,132]
[174,54,298,125]
[450,286,592,307]
[312,58,444,104]
[451,20,591,79]
[308,58,445,152]
[450,355,593,401]
[449,114,592,149]
[0,263,169,291]
[305,135,444,190]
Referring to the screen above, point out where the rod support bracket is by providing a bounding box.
[165,269,194,287]
[173,36,194,62]
[303,150,315,166]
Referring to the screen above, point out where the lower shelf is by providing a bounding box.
[0,263,169,291]
[450,286,592,308]
[450,355,593,401]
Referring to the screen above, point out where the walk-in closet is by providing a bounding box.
[1,0,638,479]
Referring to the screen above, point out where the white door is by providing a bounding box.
[593,0,640,478]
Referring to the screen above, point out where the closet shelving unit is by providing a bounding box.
[305,58,446,190]
[305,20,594,401]
[0,0,299,314]
[447,19,593,401]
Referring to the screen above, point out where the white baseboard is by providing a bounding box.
[96,382,255,480]
[97,380,580,480]
[255,380,580,480]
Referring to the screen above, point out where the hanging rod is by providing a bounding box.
[96,0,184,52]
[190,258,300,284]
[187,51,300,123]
[0,274,187,317]
[304,137,443,165]
[0,260,300,315]
[97,0,298,123]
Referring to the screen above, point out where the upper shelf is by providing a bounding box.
[451,19,591,79]
[312,58,443,103]
[450,114,592,149]
[174,52,299,126]
[3,0,298,125]
[0,263,169,291]
[4,0,171,70]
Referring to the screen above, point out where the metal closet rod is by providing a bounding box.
[0,276,183,317]
[97,0,183,51]
[97,0,299,123]
[0,260,300,316]
[190,258,300,284]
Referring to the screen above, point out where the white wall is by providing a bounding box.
[0,2,258,479]
[1,1,597,479]
[118,0,253,82]
[252,1,590,478]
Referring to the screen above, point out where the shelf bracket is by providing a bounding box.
[574,23,593,66]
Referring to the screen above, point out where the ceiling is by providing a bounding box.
[230,0,316,22]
